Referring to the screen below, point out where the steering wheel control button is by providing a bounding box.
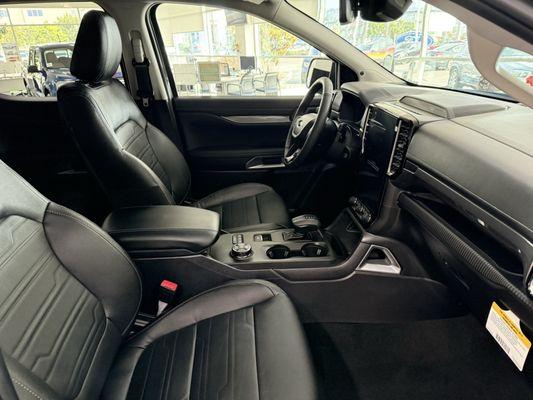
[230,243,253,261]
[266,245,291,259]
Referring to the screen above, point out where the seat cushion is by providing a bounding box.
[102,280,317,400]
[195,183,290,232]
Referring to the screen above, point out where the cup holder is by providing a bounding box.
[266,245,291,259]
[266,243,328,259]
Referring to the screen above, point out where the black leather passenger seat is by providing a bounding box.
[0,158,317,400]
[58,11,289,232]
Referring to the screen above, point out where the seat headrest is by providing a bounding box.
[70,11,122,83]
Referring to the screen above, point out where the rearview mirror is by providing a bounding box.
[306,58,334,87]
[339,0,356,24]
[27,65,40,74]
[340,0,412,23]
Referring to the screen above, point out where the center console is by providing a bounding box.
[210,226,337,269]
[101,194,456,325]
[102,205,339,269]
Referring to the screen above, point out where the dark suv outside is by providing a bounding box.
[26,43,75,97]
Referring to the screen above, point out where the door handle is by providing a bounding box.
[245,156,285,170]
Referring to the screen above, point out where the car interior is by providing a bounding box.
[0,0,532,399]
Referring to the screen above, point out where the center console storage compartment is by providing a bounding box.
[102,205,220,257]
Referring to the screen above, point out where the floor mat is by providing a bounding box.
[305,316,533,400]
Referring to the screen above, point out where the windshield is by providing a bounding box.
[288,0,533,96]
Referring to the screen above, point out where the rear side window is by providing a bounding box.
[155,3,322,97]
[0,2,101,97]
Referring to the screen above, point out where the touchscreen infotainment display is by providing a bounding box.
[363,107,399,175]
[356,105,400,219]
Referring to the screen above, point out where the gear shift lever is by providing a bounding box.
[284,214,321,240]
[292,214,321,232]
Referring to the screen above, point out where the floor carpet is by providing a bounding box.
[305,316,533,400]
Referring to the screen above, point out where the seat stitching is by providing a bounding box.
[38,289,91,383]
[0,255,56,339]
[230,311,236,399]
[191,324,201,400]
[0,226,41,272]
[158,334,171,400]
[134,142,152,161]
[145,126,175,198]
[29,283,92,386]
[65,301,105,395]
[221,313,232,399]
[163,330,179,400]
[0,249,52,322]
[12,378,45,400]
[252,306,261,400]
[120,123,143,150]
[17,265,78,361]
[139,345,155,400]
[203,319,213,400]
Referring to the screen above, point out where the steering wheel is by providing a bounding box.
[283,77,334,167]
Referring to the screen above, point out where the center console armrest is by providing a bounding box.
[102,205,220,257]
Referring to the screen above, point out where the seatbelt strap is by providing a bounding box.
[0,350,19,400]
[131,31,154,108]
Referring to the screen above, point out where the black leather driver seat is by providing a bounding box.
[58,11,289,232]
[0,158,317,400]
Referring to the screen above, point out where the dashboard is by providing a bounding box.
[330,90,418,224]
[329,81,533,331]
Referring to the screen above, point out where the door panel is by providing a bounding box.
[175,97,301,168]
[173,96,320,206]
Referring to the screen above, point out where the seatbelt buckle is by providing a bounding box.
[157,279,179,316]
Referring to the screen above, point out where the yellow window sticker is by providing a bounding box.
[486,302,531,371]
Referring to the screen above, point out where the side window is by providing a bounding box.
[0,2,101,97]
[155,4,320,97]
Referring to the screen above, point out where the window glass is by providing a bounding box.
[156,4,322,97]
[0,2,101,97]
[43,47,73,69]
[288,0,532,97]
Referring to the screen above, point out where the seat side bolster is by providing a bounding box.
[43,202,142,336]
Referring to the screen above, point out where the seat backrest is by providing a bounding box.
[0,159,142,399]
[58,11,191,209]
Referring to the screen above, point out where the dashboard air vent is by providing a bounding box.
[387,118,413,176]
